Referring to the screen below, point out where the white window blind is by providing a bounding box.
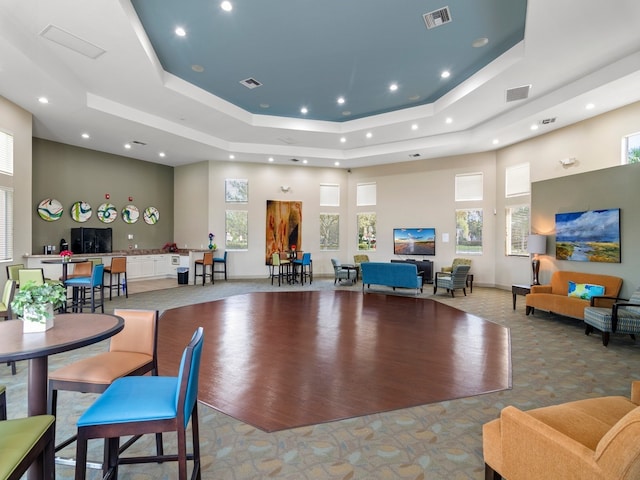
[455,173,483,201]
[505,163,530,197]
[0,130,13,175]
[319,184,340,206]
[356,183,376,206]
[0,187,13,261]
[506,205,530,256]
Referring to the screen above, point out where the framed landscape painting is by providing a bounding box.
[555,208,620,262]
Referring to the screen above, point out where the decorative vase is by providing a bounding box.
[62,256,70,263]
[22,303,55,333]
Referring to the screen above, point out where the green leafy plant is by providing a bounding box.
[11,281,67,321]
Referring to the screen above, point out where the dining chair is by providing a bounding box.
[5,263,23,288]
[74,327,204,480]
[194,252,214,285]
[0,280,17,375]
[270,252,291,286]
[293,252,312,285]
[213,250,228,280]
[64,263,105,312]
[0,384,6,420]
[0,414,56,480]
[62,261,92,280]
[48,309,159,453]
[18,268,46,286]
[104,256,128,300]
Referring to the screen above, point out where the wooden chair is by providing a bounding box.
[213,250,228,280]
[74,327,204,480]
[104,256,128,300]
[0,281,17,375]
[0,414,56,480]
[63,260,92,280]
[194,252,214,285]
[48,309,159,453]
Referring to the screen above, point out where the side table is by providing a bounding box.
[512,284,531,310]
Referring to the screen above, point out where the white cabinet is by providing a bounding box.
[127,255,171,279]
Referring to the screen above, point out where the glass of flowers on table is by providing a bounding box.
[60,249,73,262]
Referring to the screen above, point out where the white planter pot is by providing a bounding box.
[22,303,55,333]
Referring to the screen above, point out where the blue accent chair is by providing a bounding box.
[584,287,640,346]
[293,252,312,285]
[64,263,104,313]
[213,250,228,280]
[433,264,471,297]
[74,327,204,480]
[331,258,353,285]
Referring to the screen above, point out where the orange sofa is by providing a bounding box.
[525,271,622,320]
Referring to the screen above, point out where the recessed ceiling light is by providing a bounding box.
[492,139,499,145]
[124,143,131,149]
[586,103,595,110]
[302,159,308,164]
[300,107,308,114]
[411,124,419,131]
[220,1,232,12]
[175,27,186,37]
[159,152,166,158]
[408,94,420,101]
[260,103,270,109]
[342,111,351,116]
[366,132,373,139]
[441,70,450,79]
[81,133,90,139]
[389,83,398,92]
[229,154,235,160]
[334,161,340,166]
[340,137,346,143]
[337,96,345,105]
[268,157,274,162]
[530,124,539,131]
[472,37,489,48]
[191,64,204,73]
[445,117,453,124]
[38,97,49,104]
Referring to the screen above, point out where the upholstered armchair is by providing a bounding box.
[433,264,470,297]
[483,381,640,480]
[584,286,640,346]
[440,257,471,273]
[331,259,353,285]
[353,254,370,267]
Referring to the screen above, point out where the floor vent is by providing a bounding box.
[506,85,531,102]
[240,78,262,89]
[423,6,452,29]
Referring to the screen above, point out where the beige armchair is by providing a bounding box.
[483,381,640,479]
[440,257,471,273]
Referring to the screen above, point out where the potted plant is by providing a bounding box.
[11,281,67,332]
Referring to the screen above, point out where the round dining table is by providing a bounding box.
[0,313,123,480]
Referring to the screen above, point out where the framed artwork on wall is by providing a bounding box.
[265,200,302,264]
[555,208,621,262]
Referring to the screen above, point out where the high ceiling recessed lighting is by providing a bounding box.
[334,161,340,166]
[159,152,166,158]
[302,159,308,164]
[586,103,595,110]
[300,107,308,114]
[340,137,346,143]
[81,133,90,139]
[445,117,453,124]
[124,143,131,149]
[337,96,345,105]
[389,83,398,92]
[441,70,450,79]
[366,132,373,139]
[38,97,49,104]
[268,157,274,162]
[341,111,351,116]
[492,139,499,145]
[220,1,232,12]
[411,124,419,131]
[408,94,421,101]
[174,27,186,37]
[229,154,235,160]
[191,64,204,73]
[530,124,539,131]
[259,103,270,109]
[472,37,489,48]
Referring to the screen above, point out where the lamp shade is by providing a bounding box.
[527,234,547,255]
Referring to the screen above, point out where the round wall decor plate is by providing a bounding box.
[143,206,160,225]
[97,202,118,223]
[122,204,139,224]
[37,198,63,221]
[70,201,92,222]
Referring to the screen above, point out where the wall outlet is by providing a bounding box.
[128,234,134,240]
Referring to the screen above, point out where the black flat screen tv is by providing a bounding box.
[393,228,436,256]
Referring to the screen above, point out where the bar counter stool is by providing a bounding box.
[213,250,228,281]
[194,251,214,285]
[104,256,128,300]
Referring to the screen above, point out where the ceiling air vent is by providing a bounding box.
[540,117,557,125]
[409,153,421,158]
[505,84,531,102]
[423,6,452,29]
[131,140,147,146]
[240,78,262,89]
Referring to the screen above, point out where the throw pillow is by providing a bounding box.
[567,281,605,300]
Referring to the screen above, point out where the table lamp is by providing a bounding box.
[527,234,547,285]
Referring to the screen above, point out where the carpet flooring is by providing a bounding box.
[3,278,640,479]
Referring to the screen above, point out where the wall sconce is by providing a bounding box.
[527,234,547,285]
[280,186,290,193]
[559,157,576,167]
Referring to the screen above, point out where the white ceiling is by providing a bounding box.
[1,0,639,169]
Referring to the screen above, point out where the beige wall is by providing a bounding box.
[31,138,174,254]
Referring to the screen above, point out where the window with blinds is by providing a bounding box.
[356,183,376,206]
[455,173,483,201]
[0,131,13,175]
[0,187,13,261]
[319,184,340,206]
[506,205,530,256]
[505,163,530,197]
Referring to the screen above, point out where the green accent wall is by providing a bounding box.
[32,138,173,254]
